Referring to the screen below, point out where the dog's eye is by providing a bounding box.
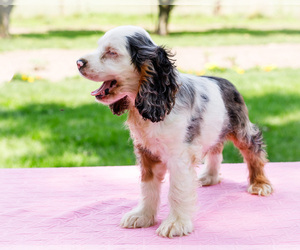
[107,50,118,57]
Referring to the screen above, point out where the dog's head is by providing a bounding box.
[77,26,178,122]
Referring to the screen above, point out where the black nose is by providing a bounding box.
[77,59,87,70]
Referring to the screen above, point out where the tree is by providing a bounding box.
[0,0,14,38]
[156,0,175,36]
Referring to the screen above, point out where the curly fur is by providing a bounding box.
[127,34,178,122]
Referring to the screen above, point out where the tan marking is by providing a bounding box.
[136,144,161,182]
[228,133,273,195]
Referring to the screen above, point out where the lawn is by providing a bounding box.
[1,12,299,168]
[1,68,299,168]
[2,13,300,51]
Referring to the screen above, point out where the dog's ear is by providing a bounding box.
[109,96,129,116]
[127,33,178,122]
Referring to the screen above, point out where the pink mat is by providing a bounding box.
[0,162,300,247]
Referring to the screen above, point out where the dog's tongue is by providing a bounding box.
[91,81,110,96]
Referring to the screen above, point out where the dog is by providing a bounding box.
[77,26,273,238]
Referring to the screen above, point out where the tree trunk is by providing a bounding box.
[0,0,14,38]
[156,0,175,36]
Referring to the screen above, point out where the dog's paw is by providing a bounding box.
[198,173,221,186]
[248,182,273,196]
[120,208,155,228]
[156,216,193,238]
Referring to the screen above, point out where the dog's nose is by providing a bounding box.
[77,59,87,69]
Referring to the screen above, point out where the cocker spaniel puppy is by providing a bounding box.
[77,26,273,238]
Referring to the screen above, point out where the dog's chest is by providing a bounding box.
[129,119,166,151]
[127,110,185,159]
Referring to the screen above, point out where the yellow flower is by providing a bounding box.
[21,74,28,81]
[197,70,206,76]
[205,63,226,72]
[205,63,218,70]
[262,65,277,72]
[27,76,35,83]
[234,67,245,74]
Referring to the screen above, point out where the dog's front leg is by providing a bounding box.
[156,156,198,238]
[121,162,167,228]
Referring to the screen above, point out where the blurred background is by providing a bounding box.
[1,0,300,168]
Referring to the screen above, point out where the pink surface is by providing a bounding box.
[0,162,300,247]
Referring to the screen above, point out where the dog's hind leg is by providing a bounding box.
[229,122,273,196]
[198,142,224,186]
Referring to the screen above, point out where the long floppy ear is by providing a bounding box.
[127,33,178,122]
[109,96,129,116]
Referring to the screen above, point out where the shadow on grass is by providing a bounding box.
[169,28,300,37]
[244,92,300,122]
[15,30,105,39]
[13,27,300,40]
[0,102,135,168]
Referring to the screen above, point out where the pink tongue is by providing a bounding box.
[91,85,104,96]
[91,82,108,96]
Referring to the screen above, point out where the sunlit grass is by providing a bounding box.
[11,12,300,31]
[0,68,299,168]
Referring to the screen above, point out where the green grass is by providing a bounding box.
[1,69,299,168]
[2,13,300,52]
[11,12,300,31]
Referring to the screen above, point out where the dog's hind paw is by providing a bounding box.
[248,182,273,196]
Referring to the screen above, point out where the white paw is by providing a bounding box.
[120,208,156,228]
[156,216,194,238]
[248,183,273,196]
[198,173,221,186]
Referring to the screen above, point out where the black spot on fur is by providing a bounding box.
[185,107,205,143]
[233,90,242,104]
[200,93,209,102]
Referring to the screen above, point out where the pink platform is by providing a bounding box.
[0,162,300,248]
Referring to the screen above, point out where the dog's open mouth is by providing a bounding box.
[91,80,117,99]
